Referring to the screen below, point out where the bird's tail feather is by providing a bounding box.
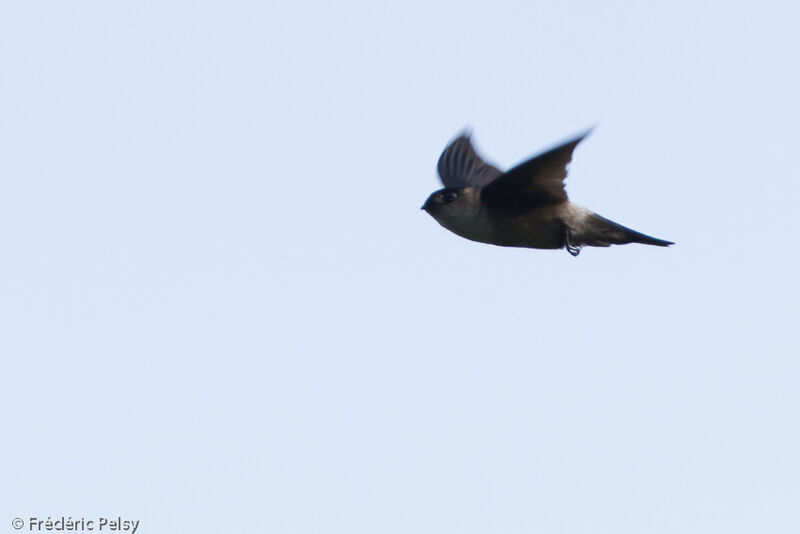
[579,213,673,248]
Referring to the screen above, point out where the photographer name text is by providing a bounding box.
[19,517,138,533]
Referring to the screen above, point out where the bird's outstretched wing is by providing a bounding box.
[481,129,592,215]
[437,134,503,188]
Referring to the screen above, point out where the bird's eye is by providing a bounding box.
[442,191,458,203]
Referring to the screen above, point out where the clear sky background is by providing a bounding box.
[2,1,798,533]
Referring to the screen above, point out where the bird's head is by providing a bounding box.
[421,187,482,227]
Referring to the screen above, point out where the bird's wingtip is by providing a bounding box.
[578,124,596,140]
[455,126,474,140]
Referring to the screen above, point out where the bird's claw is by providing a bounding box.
[566,231,582,257]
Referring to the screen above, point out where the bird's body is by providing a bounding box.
[422,130,673,256]
[429,188,567,248]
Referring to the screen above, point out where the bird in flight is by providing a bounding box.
[421,129,673,256]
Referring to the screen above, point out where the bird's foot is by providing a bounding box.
[565,231,582,257]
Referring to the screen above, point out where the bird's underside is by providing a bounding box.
[445,201,672,256]
[423,129,674,256]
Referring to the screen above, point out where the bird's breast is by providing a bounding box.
[434,205,567,249]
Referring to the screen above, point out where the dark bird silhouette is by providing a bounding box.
[422,129,673,256]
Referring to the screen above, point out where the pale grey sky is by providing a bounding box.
[2,1,799,533]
